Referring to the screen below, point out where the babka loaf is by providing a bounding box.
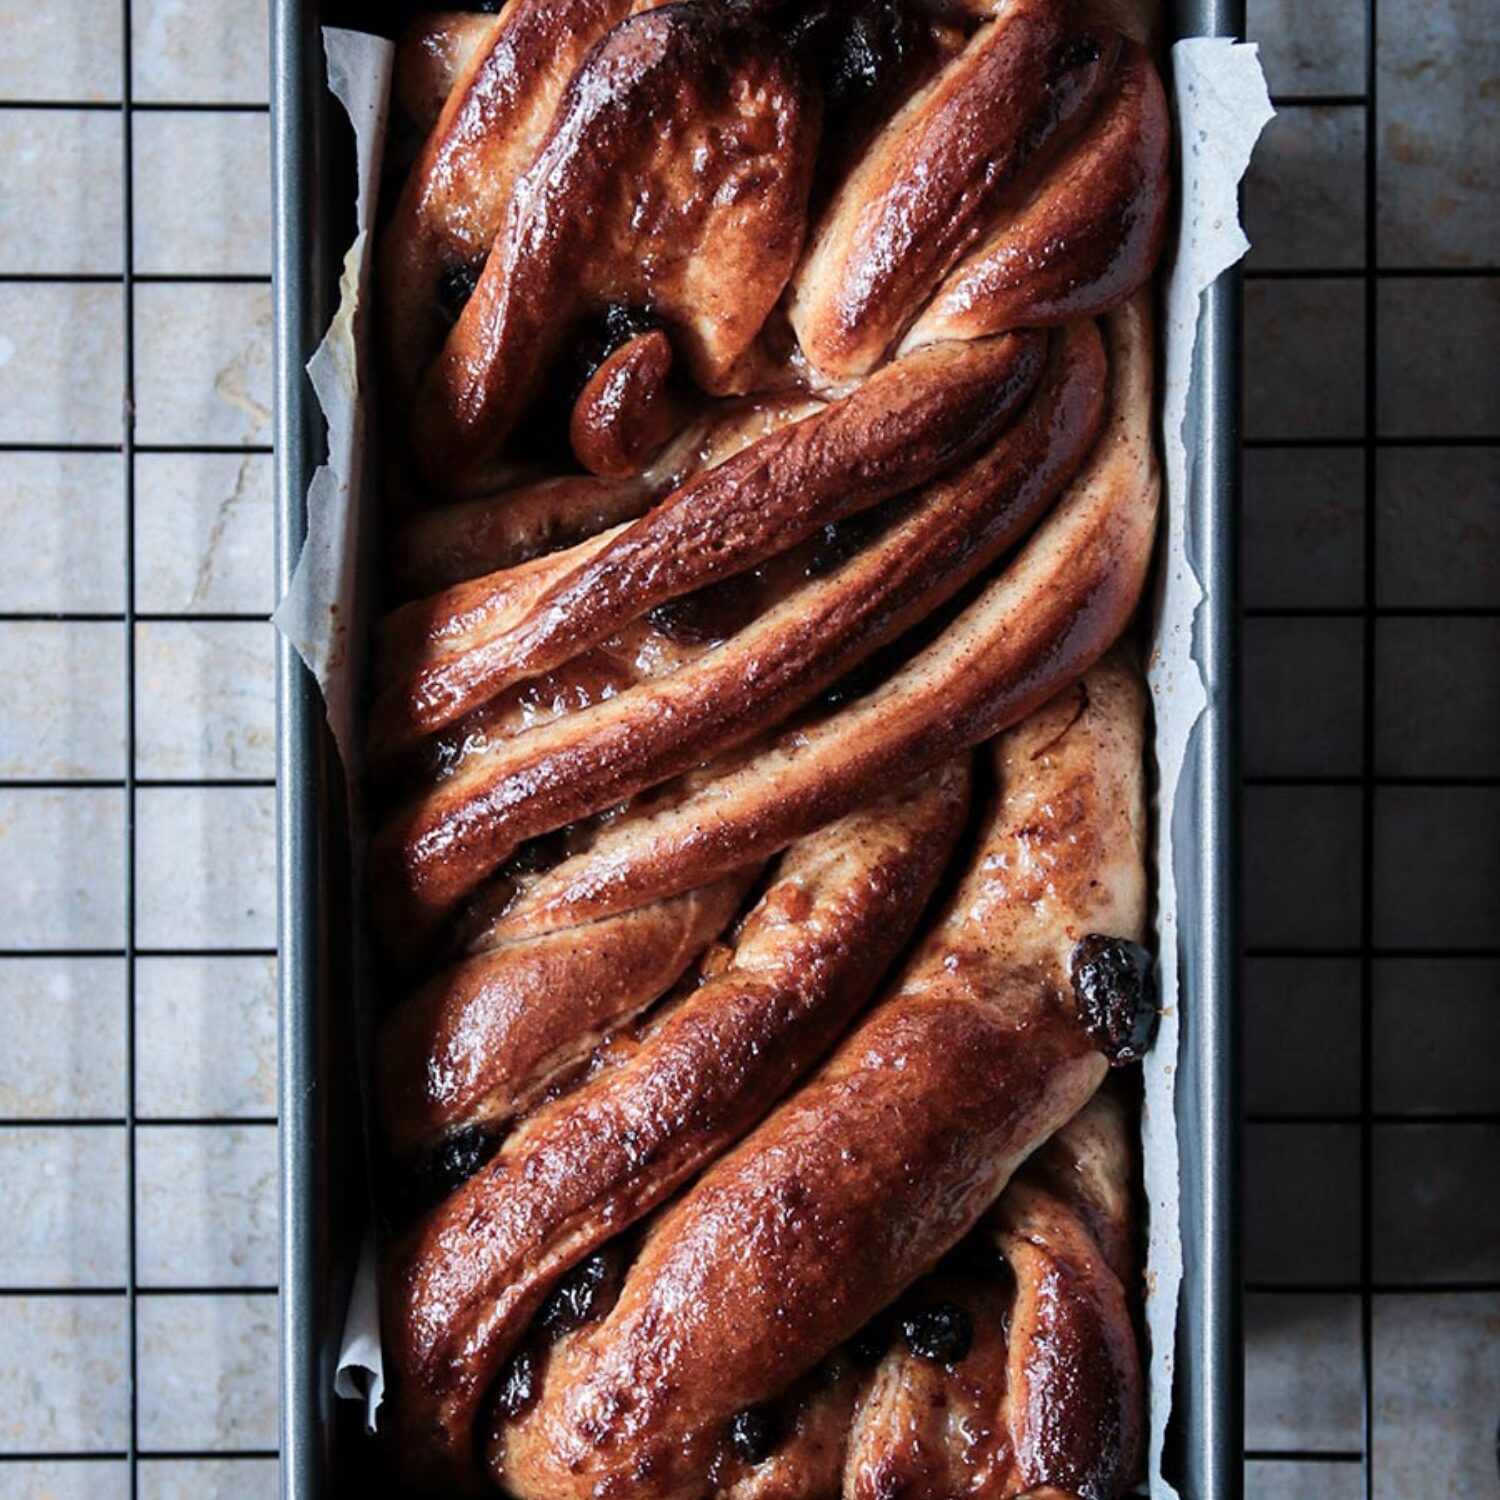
[369,2,1168,1494]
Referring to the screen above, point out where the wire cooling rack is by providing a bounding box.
[1242,0,1500,1494]
[0,2,277,1495]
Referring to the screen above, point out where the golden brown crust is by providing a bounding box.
[498,999,1104,1500]
[903,41,1171,349]
[376,358,1113,945]
[410,4,820,493]
[789,0,1120,379]
[389,475,656,601]
[1022,1085,1137,1290]
[719,1365,863,1500]
[494,657,1147,1500]
[384,388,831,599]
[377,871,758,1161]
[372,5,1170,1483]
[392,12,503,137]
[458,298,1156,946]
[380,331,1043,753]
[842,1258,1016,1500]
[380,618,716,808]
[568,329,681,478]
[384,763,970,1488]
[381,0,654,408]
[838,1092,1140,1500]
[995,1183,1142,1499]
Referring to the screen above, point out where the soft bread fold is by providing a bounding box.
[494,655,1148,1500]
[383,764,970,1485]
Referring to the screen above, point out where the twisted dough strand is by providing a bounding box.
[376,331,1043,754]
[410,3,820,493]
[373,3,1169,1489]
[377,869,759,1161]
[842,1090,1141,1500]
[789,0,1152,379]
[494,654,1147,1499]
[457,296,1154,948]
[381,0,659,408]
[384,763,970,1486]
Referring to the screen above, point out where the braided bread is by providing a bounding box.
[489,657,1148,1500]
[840,1090,1141,1500]
[369,1,1168,1493]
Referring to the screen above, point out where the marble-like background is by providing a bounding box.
[1242,2,1499,1498]
[0,4,277,1498]
[0,1,1494,1496]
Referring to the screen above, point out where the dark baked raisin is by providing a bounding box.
[834,1,917,109]
[409,1126,500,1211]
[436,261,482,322]
[1070,934,1158,1065]
[493,1345,537,1421]
[1058,35,1105,70]
[900,1303,974,1364]
[728,1406,780,1464]
[538,1251,620,1336]
[786,0,919,117]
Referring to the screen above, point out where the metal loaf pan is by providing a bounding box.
[273,3,1243,1493]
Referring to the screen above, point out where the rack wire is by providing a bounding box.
[0,2,277,1494]
[1241,0,1500,1493]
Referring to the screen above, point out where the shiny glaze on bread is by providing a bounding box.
[371,1,1168,1492]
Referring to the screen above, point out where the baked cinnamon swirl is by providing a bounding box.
[370,1,1168,1493]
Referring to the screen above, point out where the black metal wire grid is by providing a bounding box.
[1241,0,1499,1493]
[0,2,277,1493]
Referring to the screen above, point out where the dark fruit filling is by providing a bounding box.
[538,1251,620,1337]
[728,1405,780,1464]
[900,1302,974,1364]
[1070,933,1158,1065]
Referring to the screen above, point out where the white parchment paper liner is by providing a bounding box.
[1143,38,1274,1498]
[275,26,1271,1490]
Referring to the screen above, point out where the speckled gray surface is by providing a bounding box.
[1242,1,1500,1496]
[0,1,1493,1496]
[0,2,276,1494]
